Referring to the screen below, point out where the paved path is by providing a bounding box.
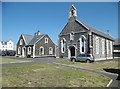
[1,56,120,88]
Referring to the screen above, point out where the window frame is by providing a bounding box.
[49,47,53,55]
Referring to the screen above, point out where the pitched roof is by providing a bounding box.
[22,34,33,45]
[1,41,7,45]
[75,19,114,40]
[28,34,45,45]
[114,38,120,45]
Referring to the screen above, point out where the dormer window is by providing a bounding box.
[20,39,23,45]
[70,31,74,41]
[45,37,48,44]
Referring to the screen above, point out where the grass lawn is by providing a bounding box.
[55,59,119,72]
[2,63,110,87]
[0,57,32,64]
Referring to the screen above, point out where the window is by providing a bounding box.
[18,47,21,54]
[39,46,44,55]
[95,36,99,54]
[110,41,113,54]
[61,38,66,53]
[28,47,31,54]
[79,35,86,54]
[102,39,105,54]
[49,47,53,55]
[106,40,109,54]
[20,39,23,45]
[70,31,74,41]
[45,37,48,44]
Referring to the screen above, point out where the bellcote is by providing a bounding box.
[69,4,77,18]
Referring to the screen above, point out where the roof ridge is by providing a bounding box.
[22,34,33,36]
[75,19,114,40]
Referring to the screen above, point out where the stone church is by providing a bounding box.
[16,31,55,58]
[58,4,114,61]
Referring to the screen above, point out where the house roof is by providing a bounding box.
[1,41,7,45]
[28,34,45,45]
[114,38,120,45]
[75,19,114,40]
[22,34,33,45]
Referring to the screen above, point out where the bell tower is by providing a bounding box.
[69,4,77,18]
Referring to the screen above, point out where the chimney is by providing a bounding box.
[34,32,37,36]
[37,30,41,35]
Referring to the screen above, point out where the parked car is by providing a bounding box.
[9,51,16,56]
[70,54,94,63]
[1,51,7,56]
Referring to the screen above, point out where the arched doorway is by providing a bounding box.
[68,46,76,59]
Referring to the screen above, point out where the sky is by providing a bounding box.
[2,2,118,49]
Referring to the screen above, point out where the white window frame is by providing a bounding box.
[95,36,99,54]
[18,47,21,54]
[79,35,86,54]
[102,39,105,54]
[106,40,109,54]
[28,47,31,54]
[61,38,66,53]
[45,37,48,44]
[49,47,53,55]
[70,31,74,41]
[110,41,113,54]
[39,46,44,55]
[20,39,23,45]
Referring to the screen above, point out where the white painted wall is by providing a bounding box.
[0,40,14,51]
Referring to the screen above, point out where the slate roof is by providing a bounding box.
[75,19,114,40]
[21,34,45,45]
[22,34,33,45]
[28,34,45,45]
[114,38,120,45]
[1,41,7,45]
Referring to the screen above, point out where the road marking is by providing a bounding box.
[107,79,113,87]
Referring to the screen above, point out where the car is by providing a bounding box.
[9,51,16,56]
[1,51,7,56]
[70,54,94,63]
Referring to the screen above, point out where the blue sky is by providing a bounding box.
[2,2,118,49]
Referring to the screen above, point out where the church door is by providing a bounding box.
[68,46,76,59]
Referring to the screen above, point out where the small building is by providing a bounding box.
[0,40,14,51]
[113,38,120,58]
[58,4,114,61]
[16,31,56,58]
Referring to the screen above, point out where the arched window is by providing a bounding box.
[28,47,31,54]
[49,47,53,55]
[95,36,99,54]
[79,35,86,54]
[110,41,113,54]
[20,39,23,45]
[39,46,44,55]
[70,31,74,41]
[102,39,105,54]
[61,38,66,53]
[45,37,48,44]
[18,47,21,54]
[106,40,109,54]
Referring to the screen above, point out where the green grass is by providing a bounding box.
[55,59,119,72]
[0,57,32,64]
[2,63,110,87]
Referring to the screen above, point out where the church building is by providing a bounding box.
[58,4,114,61]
